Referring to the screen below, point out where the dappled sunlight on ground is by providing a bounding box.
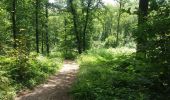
[15,60,79,100]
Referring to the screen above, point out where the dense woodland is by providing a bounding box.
[0,0,169,100]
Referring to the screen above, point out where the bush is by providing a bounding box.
[7,54,62,88]
[0,52,62,98]
[62,51,77,60]
[71,48,169,100]
[104,36,117,48]
[0,65,15,100]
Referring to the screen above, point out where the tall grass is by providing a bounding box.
[0,53,62,99]
[71,48,156,100]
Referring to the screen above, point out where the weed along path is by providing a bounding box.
[15,60,79,100]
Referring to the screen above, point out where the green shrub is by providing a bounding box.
[0,70,15,100]
[62,51,77,60]
[7,54,62,88]
[71,48,166,100]
[104,36,117,48]
[0,52,62,98]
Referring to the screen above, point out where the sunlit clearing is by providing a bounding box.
[37,55,47,62]
[49,0,55,3]
[102,0,117,5]
[108,47,136,54]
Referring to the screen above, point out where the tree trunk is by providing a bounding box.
[41,30,44,54]
[82,0,91,51]
[12,0,17,49]
[116,1,122,47]
[36,0,39,53]
[45,1,50,55]
[69,0,82,54]
[64,18,68,54]
[137,0,149,54]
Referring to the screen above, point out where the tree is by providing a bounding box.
[137,0,149,55]
[82,0,92,51]
[68,0,82,54]
[45,0,50,55]
[35,0,40,53]
[116,0,123,46]
[12,0,17,49]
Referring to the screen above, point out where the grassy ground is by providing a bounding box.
[70,48,165,100]
[0,52,63,100]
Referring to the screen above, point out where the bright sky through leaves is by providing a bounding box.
[49,0,116,5]
[103,0,116,5]
[49,0,55,3]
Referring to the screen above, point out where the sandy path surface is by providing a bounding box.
[15,60,79,100]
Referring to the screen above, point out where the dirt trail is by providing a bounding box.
[15,60,79,100]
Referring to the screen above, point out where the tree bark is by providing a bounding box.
[82,0,91,51]
[41,29,44,54]
[137,0,149,54]
[12,0,17,49]
[69,0,82,54]
[36,0,39,53]
[116,1,122,47]
[64,18,68,54]
[45,1,50,55]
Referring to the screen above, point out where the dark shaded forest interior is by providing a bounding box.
[0,0,169,100]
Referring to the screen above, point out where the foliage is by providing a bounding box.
[71,48,170,100]
[0,2,11,54]
[0,52,62,98]
[104,35,117,48]
[135,1,170,96]
[0,69,15,100]
[0,0,169,99]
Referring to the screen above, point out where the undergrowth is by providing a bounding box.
[71,48,169,100]
[0,52,62,100]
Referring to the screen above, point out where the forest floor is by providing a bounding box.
[15,60,79,100]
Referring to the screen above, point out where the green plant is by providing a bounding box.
[0,70,15,100]
[71,48,169,100]
[0,52,62,97]
[104,36,117,48]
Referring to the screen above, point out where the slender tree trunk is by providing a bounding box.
[69,0,82,54]
[110,17,113,35]
[137,0,149,54]
[123,25,128,45]
[116,1,122,47]
[41,30,44,54]
[12,0,17,49]
[82,0,91,51]
[102,23,105,41]
[45,1,50,55]
[64,18,68,54]
[36,0,39,53]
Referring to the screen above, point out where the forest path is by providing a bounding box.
[15,60,79,100]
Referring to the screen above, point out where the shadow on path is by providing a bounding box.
[15,60,79,100]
